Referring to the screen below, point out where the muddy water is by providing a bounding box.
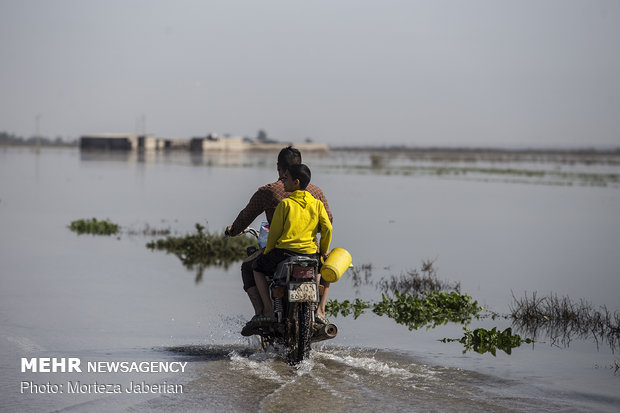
[1,146,619,412]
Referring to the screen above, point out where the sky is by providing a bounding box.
[1,0,619,148]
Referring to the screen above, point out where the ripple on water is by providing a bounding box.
[150,344,581,413]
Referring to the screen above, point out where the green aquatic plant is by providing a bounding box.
[327,260,483,330]
[69,218,120,235]
[373,291,483,330]
[146,223,257,281]
[326,298,371,319]
[326,291,483,330]
[441,327,534,356]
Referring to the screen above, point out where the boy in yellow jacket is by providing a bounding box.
[252,163,332,324]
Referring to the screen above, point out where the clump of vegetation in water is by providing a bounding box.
[326,298,371,319]
[69,218,120,235]
[349,260,461,296]
[146,223,257,281]
[326,291,483,330]
[373,291,483,330]
[510,292,620,352]
[329,259,619,356]
[328,260,483,329]
[375,259,461,295]
[440,327,534,356]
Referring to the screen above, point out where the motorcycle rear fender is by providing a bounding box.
[273,256,319,284]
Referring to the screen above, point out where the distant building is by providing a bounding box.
[190,135,247,152]
[80,133,156,151]
[80,133,329,153]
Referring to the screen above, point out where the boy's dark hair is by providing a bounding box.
[277,146,302,168]
[287,164,311,190]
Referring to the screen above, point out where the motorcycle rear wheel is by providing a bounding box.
[288,302,313,364]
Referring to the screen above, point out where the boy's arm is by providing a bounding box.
[264,201,285,254]
[318,202,333,255]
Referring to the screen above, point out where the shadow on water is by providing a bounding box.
[162,344,259,360]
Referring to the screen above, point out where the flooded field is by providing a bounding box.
[1,146,619,412]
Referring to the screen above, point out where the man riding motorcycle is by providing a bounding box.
[225,146,334,326]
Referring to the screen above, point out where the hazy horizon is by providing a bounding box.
[1,0,619,148]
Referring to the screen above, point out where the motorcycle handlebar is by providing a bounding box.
[225,226,259,239]
[243,228,259,239]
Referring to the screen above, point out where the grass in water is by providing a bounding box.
[510,291,620,351]
[69,218,120,235]
[146,223,257,281]
[326,291,483,330]
[375,259,461,295]
[327,260,535,355]
[329,260,482,329]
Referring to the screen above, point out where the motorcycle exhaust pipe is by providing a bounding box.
[312,323,338,342]
[323,323,338,338]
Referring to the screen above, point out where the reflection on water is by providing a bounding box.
[79,148,273,168]
[78,146,620,188]
[145,223,257,283]
[365,259,461,295]
[511,292,620,353]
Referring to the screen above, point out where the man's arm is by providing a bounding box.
[309,185,333,223]
[318,202,332,256]
[228,188,268,236]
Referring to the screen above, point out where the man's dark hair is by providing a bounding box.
[277,146,302,168]
[287,164,311,190]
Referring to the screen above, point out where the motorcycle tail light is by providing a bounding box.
[292,265,314,279]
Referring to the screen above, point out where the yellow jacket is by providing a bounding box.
[265,190,332,255]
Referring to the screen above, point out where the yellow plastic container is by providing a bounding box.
[321,248,352,283]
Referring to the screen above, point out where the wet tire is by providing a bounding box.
[288,302,312,364]
[297,302,312,360]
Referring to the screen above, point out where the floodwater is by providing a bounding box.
[1,146,619,412]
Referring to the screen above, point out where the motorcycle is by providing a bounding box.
[241,228,338,364]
